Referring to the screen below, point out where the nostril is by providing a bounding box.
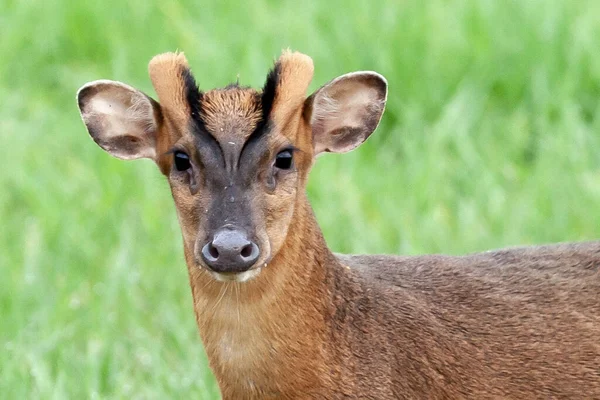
[201,242,219,264]
[208,243,219,259]
[240,244,253,258]
[240,242,259,263]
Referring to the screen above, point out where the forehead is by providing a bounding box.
[199,86,263,146]
[148,51,314,156]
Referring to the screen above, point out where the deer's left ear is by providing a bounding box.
[305,72,387,155]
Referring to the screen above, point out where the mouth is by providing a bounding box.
[208,267,263,283]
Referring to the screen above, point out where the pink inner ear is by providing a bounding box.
[310,72,387,154]
[78,80,158,160]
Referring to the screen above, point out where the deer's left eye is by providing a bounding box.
[274,150,293,170]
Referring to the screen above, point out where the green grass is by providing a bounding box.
[2,0,600,398]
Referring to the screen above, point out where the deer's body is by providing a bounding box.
[194,198,600,399]
[77,51,600,399]
[335,246,600,399]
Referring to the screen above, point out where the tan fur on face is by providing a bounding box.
[148,52,191,123]
[201,88,262,144]
[270,50,314,144]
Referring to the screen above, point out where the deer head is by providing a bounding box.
[77,50,387,283]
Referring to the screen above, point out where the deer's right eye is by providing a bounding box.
[174,151,191,171]
[274,149,293,170]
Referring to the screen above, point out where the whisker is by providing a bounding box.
[211,282,229,317]
[198,273,217,292]
[235,282,241,326]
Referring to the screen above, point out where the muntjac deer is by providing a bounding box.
[77,51,600,399]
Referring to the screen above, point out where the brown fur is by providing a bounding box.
[78,51,600,399]
[148,52,191,121]
[201,88,262,139]
[270,50,314,147]
[189,195,600,399]
[171,55,600,396]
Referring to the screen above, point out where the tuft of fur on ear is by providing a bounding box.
[306,71,387,155]
[148,52,199,123]
[266,50,314,134]
[77,80,160,160]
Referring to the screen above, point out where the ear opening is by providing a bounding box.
[306,71,387,155]
[77,80,161,160]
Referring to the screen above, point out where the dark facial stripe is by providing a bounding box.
[182,66,201,122]
[238,62,280,163]
[181,67,224,165]
[260,61,280,126]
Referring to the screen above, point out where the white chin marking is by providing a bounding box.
[210,268,261,283]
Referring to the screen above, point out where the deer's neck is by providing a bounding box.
[185,193,337,396]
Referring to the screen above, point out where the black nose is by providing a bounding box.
[201,228,260,273]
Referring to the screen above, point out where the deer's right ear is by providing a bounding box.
[77,80,161,160]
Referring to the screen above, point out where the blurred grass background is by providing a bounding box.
[2,0,600,398]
